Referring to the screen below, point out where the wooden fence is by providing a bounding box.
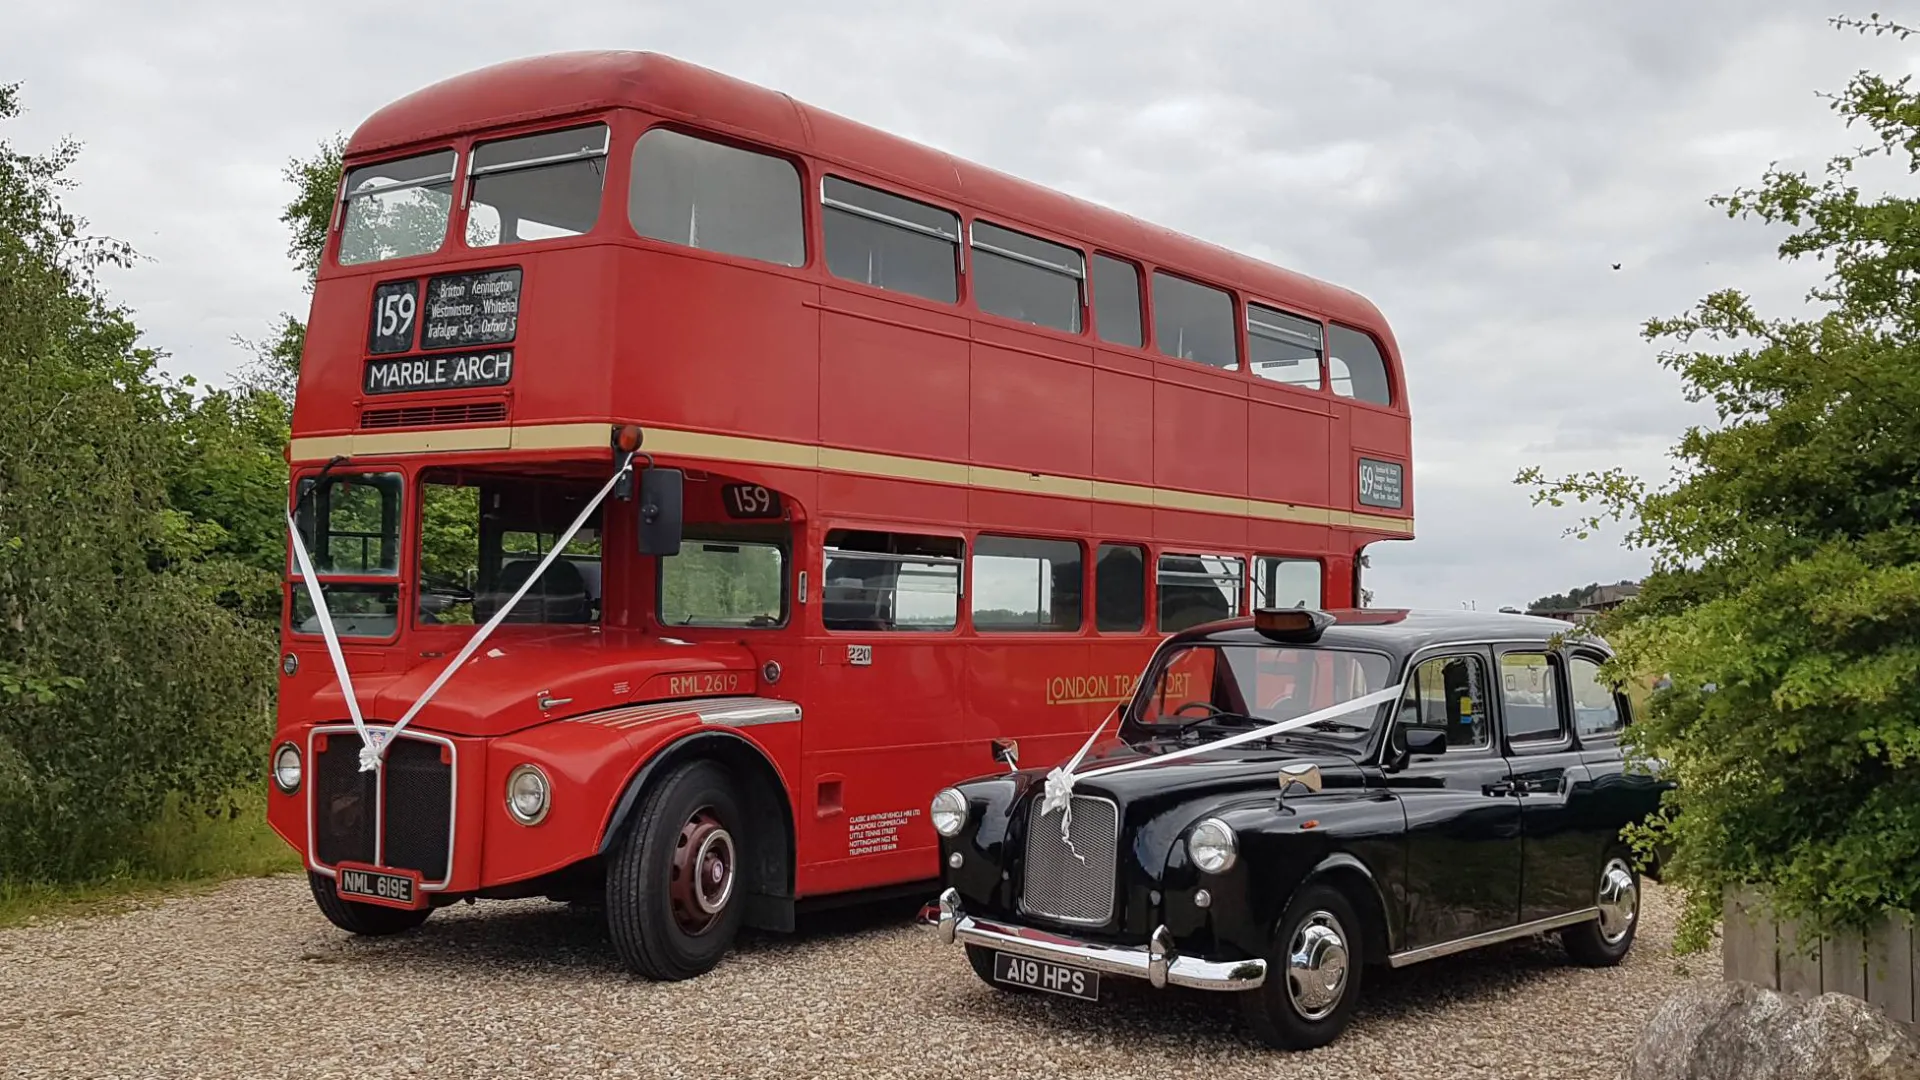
[1723,888,1917,1026]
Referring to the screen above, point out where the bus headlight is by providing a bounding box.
[931,788,968,837]
[506,764,551,825]
[272,743,302,794]
[1188,817,1237,874]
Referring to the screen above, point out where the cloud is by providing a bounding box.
[4,1,1908,610]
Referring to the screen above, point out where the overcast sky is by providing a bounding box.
[8,2,1911,611]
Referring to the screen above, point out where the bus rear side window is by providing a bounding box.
[1152,272,1237,370]
[630,129,804,267]
[338,151,455,266]
[1329,324,1393,405]
[1255,556,1322,609]
[822,177,959,303]
[1158,553,1244,631]
[971,221,1083,332]
[1092,254,1143,347]
[467,124,609,247]
[1095,543,1146,632]
[1248,303,1324,391]
[822,529,962,631]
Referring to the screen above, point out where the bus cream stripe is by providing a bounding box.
[289,423,1414,535]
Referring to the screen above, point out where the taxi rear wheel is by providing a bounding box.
[606,759,746,980]
[1242,882,1364,1050]
[307,871,432,936]
[1562,852,1639,966]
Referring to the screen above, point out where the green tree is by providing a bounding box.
[1517,15,1920,950]
[0,84,276,880]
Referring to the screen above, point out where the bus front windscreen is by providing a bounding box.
[338,150,457,266]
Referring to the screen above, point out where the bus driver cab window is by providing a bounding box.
[417,470,604,626]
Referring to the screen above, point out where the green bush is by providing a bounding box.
[0,84,280,883]
[1520,16,1920,950]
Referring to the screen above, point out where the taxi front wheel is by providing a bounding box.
[1242,882,1364,1050]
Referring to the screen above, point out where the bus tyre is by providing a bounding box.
[1242,882,1363,1051]
[606,759,746,980]
[1562,851,1639,967]
[307,872,432,936]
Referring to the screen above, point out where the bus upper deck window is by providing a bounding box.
[1329,324,1394,406]
[1151,272,1238,370]
[630,128,805,267]
[1248,303,1324,391]
[822,176,960,304]
[466,123,610,248]
[338,150,456,266]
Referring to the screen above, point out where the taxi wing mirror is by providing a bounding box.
[636,467,684,557]
[1277,761,1323,809]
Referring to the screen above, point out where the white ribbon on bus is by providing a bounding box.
[1037,678,1410,851]
[287,452,637,773]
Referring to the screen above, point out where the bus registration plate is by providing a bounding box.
[334,863,424,910]
[992,952,1098,1001]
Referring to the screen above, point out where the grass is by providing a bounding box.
[0,790,301,927]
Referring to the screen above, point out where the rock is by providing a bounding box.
[1629,980,1920,1080]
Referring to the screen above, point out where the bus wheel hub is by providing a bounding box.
[671,810,735,933]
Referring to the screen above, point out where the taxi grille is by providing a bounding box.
[1019,795,1119,926]
[309,729,455,887]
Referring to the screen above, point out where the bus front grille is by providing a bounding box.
[308,727,455,888]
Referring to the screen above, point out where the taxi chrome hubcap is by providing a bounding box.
[670,810,735,934]
[1597,858,1638,944]
[1286,911,1350,1020]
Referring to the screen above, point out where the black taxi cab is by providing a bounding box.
[929,608,1664,1050]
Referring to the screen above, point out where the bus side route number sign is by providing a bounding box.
[1357,458,1404,509]
[364,350,513,394]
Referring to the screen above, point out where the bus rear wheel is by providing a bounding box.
[307,872,432,936]
[606,759,746,980]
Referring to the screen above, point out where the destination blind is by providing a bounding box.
[422,268,521,349]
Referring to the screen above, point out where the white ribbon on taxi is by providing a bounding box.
[1037,679,1410,851]
[287,452,637,772]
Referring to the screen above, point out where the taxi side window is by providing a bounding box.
[1396,654,1490,750]
[1500,652,1566,743]
[1569,655,1626,738]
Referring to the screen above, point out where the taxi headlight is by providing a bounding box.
[1188,817,1238,874]
[271,743,302,794]
[931,788,968,838]
[506,764,551,825]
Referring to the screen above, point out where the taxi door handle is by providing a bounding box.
[1484,779,1522,797]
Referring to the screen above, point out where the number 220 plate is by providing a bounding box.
[992,952,1099,1001]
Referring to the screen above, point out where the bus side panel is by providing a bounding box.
[797,637,967,896]
[1248,386,1331,509]
[969,330,1093,481]
[1152,363,1249,500]
[818,288,970,463]
[617,252,821,445]
[966,637,1094,779]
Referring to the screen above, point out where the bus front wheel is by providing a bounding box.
[606,759,746,980]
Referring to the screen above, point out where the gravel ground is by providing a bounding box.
[0,875,1717,1080]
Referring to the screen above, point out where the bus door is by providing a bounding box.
[800,529,968,895]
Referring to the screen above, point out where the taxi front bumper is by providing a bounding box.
[935,888,1267,991]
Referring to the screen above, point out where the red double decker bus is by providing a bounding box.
[268,50,1414,979]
